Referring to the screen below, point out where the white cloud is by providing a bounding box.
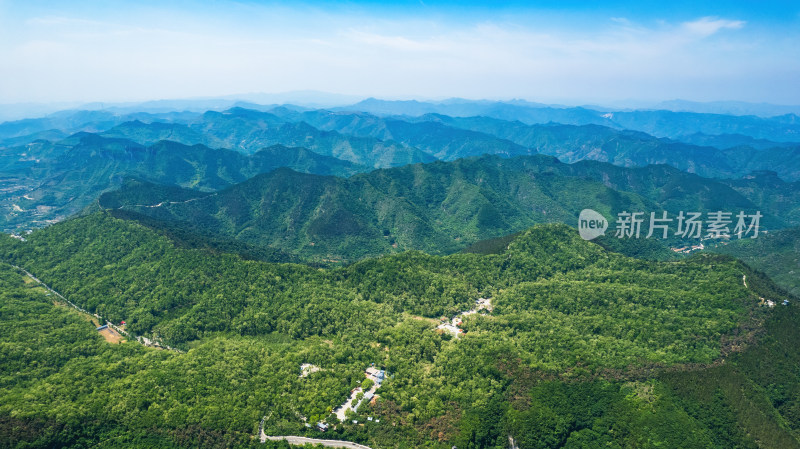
[343,29,447,52]
[682,17,746,38]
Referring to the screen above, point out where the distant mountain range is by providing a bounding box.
[3,104,800,235]
[653,99,800,117]
[5,98,800,144]
[339,98,800,142]
[272,108,800,181]
[0,133,365,231]
[101,110,435,168]
[81,106,800,181]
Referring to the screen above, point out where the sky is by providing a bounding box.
[0,0,799,106]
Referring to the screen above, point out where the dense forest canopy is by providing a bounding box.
[1,212,798,448]
[94,154,789,263]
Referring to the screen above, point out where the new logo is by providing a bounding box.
[578,209,608,240]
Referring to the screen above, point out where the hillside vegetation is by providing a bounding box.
[1,212,798,448]
[98,154,784,262]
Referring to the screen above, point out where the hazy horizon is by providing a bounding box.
[3,91,800,123]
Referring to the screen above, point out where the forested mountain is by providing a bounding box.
[0,212,797,448]
[102,162,640,261]
[717,146,800,182]
[0,109,199,142]
[268,107,536,160]
[3,106,799,237]
[8,111,799,239]
[0,133,365,232]
[8,106,800,183]
[97,154,789,262]
[264,108,800,181]
[101,109,435,168]
[340,98,800,142]
[418,114,800,181]
[719,170,800,226]
[0,128,69,148]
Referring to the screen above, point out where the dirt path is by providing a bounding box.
[115,193,217,210]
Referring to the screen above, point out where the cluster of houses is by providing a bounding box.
[317,364,386,431]
[436,297,493,338]
[759,297,791,308]
[671,243,704,254]
[437,319,463,337]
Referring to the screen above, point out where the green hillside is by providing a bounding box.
[0,212,797,448]
[98,154,783,262]
[2,104,800,449]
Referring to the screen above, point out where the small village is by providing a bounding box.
[290,297,493,437]
[671,242,704,254]
[436,297,493,338]
[277,363,387,436]
[326,365,386,429]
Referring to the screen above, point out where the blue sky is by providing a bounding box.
[1,0,798,105]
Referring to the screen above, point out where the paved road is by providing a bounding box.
[7,263,181,352]
[262,435,373,449]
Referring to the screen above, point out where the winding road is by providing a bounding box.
[258,415,373,449]
[261,435,373,449]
